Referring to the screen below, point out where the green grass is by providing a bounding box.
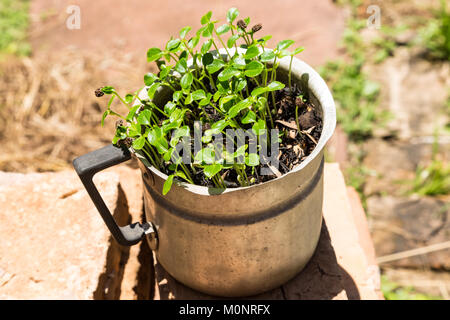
[419,0,450,61]
[381,276,443,300]
[319,19,387,142]
[319,3,388,203]
[371,25,408,64]
[0,0,30,56]
[410,135,450,196]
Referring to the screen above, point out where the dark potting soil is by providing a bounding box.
[157,83,323,188]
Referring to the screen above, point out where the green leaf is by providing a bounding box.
[236,79,247,91]
[199,93,212,106]
[218,68,240,81]
[201,39,213,54]
[241,110,256,124]
[216,24,231,35]
[206,59,225,73]
[278,49,291,58]
[101,86,115,94]
[175,58,188,74]
[257,96,268,111]
[170,126,189,147]
[234,144,247,158]
[101,110,109,127]
[252,119,266,136]
[179,50,188,60]
[251,87,268,97]
[244,46,260,59]
[144,73,158,86]
[195,148,215,164]
[232,57,246,69]
[227,34,240,48]
[128,122,141,137]
[147,48,163,62]
[148,127,169,154]
[201,11,212,25]
[147,82,161,100]
[163,175,174,195]
[126,105,140,121]
[125,94,134,104]
[192,89,206,100]
[180,72,193,89]
[112,126,127,144]
[202,52,214,66]
[213,91,221,102]
[173,91,182,102]
[169,108,184,123]
[137,109,152,125]
[172,125,190,140]
[293,46,305,55]
[163,148,173,161]
[260,50,275,62]
[184,93,193,105]
[202,119,230,136]
[244,61,264,77]
[159,65,172,80]
[174,171,189,182]
[277,39,295,51]
[202,23,214,37]
[228,98,252,118]
[164,101,176,114]
[132,136,146,150]
[219,94,237,110]
[202,135,212,143]
[211,119,229,131]
[267,81,285,91]
[227,8,239,23]
[188,36,200,49]
[163,120,182,134]
[166,39,181,52]
[246,153,259,166]
[203,164,223,178]
[258,35,272,44]
[179,26,191,39]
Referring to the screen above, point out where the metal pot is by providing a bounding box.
[73,53,336,297]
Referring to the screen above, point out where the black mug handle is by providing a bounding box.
[73,144,150,246]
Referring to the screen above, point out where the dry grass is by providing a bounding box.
[0,50,151,172]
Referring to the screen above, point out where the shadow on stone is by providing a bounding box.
[152,219,360,300]
[93,184,131,299]
[133,205,155,300]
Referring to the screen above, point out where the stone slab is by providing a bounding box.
[0,170,124,299]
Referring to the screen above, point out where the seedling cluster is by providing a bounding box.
[97,8,318,194]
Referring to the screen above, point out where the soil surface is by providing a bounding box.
[185,84,323,188]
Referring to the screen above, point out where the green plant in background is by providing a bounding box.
[319,58,382,141]
[0,0,30,56]
[420,0,450,61]
[410,133,450,196]
[319,19,386,141]
[98,8,313,194]
[381,276,443,300]
[371,25,408,64]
